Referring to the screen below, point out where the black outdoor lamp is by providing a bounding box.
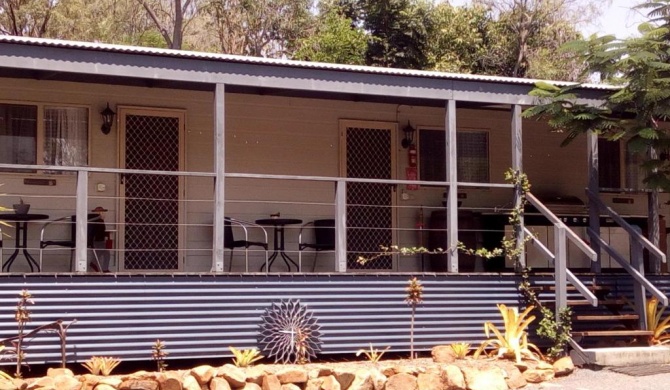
[401,121,416,148]
[100,103,116,135]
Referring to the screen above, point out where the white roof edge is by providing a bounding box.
[0,35,617,91]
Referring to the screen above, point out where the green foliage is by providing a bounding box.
[356,343,390,363]
[474,304,541,363]
[646,296,670,345]
[537,306,572,361]
[229,346,263,367]
[81,356,121,376]
[152,339,169,372]
[449,342,470,359]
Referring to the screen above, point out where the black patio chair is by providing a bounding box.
[298,219,335,272]
[224,217,269,272]
[39,214,103,272]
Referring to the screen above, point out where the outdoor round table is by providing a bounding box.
[255,218,303,272]
[0,213,50,272]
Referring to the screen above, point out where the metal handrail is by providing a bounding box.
[525,193,599,309]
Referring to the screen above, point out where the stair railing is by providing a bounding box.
[586,189,668,330]
[525,193,599,313]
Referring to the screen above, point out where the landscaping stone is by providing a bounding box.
[303,378,323,390]
[367,369,386,390]
[190,366,215,385]
[348,370,373,390]
[332,370,355,390]
[279,385,298,390]
[180,375,200,390]
[48,369,75,378]
[27,376,54,390]
[416,372,444,390]
[261,375,281,390]
[552,357,574,377]
[243,384,262,390]
[155,375,181,390]
[442,365,466,390]
[54,374,82,390]
[216,365,246,388]
[536,362,553,371]
[523,369,554,384]
[504,367,526,389]
[462,367,507,390]
[94,385,117,390]
[119,379,159,390]
[320,376,340,390]
[386,373,418,390]
[244,367,266,385]
[97,378,122,388]
[514,363,528,373]
[209,377,231,390]
[275,369,306,384]
[432,346,457,364]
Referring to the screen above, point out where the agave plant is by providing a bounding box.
[229,346,263,367]
[646,297,670,345]
[474,304,541,363]
[449,342,471,359]
[356,343,390,363]
[81,356,121,376]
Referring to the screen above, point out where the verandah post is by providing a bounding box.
[648,146,661,274]
[511,104,525,270]
[445,99,458,273]
[335,179,347,272]
[75,169,89,272]
[213,83,226,272]
[586,130,601,273]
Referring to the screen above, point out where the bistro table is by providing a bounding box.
[255,218,303,272]
[0,213,50,272]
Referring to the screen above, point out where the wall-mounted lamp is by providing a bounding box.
[401,121,416,148]
[100,103,116,135]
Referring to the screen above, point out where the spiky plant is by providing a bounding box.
[405,277,424,359]
[151,339,168,372]
[81,356,121,376]
[646,297,670,345]
[229,346,263,367]
[356,343,390,363]
[474,304,541,363]
[13,290,33,378]
[450,342,471,359]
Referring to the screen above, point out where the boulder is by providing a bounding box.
[244,367,266,385]
[535,362,553,371]
[332,370,356,390]
[53,375,82,390]
[275,369,307,384]
[97,378,123,388]
[417,372,444,390]
[309,367,333,379]
[217,365,246,388]
[94,385,116,390]
[243,384,261,390]
[27,377,54,390]
[386,373,418,390]
[552,356,574,377]
[320,376,341,390]
[348,370,373,390]
[181,375,201,390]
[155,375,182,390]
[504,367,526,390]
[262,375,282,390]
[462,367,507,390]
[442,365,466,390]
[209,378,231,390]
[279,385,299,390]
[431,346,457,364]
[367,369,387,390]
[190,366,215,385]
[119,380,159,390]
[522,369,554,384]
[304,378,323,390]
[48,369,75,378]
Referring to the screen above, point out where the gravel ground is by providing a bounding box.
[526,367,670,390]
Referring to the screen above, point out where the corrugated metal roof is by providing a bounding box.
[0,35,617,91]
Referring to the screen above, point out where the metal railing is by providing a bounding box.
[586,189,668,330]
[525,193,599,311]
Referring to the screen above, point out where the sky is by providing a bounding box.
[448,0,647,39]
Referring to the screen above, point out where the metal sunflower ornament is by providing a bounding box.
[258,300,322,364]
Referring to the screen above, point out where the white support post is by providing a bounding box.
[335,179,347,272]
[445,99,458,273]
[554,225,567,318]
[587,130,601,273]
[648,146,661,274]
[511,104,525,270]
[213,83,226,272]
[631,231,647,330]
[75,170,89,272]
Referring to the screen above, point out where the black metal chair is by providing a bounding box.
[39,214,103,272]
[224,217,269,272]
[298,219,335,272]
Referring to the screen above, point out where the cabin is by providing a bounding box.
[0,36,668,366]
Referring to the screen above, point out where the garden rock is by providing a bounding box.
[275,369,307,384]
[279,385,298,390]
[94,385,116,390]
[27,376,54,390]
[303,378,323,390]
[513,363,528,373]
[348,370,373,390]
[504,367,526,389]
[119,379,159,390]
[552,357,574,377]
[209,377,231,390]
[243,384,262,390]
[462,367,507,390]
[48,369,75,378]
[386,373,418,390]
[191,365,215,385]
[97,378,122,388]
[217,365,246,388]
[245,367,266,385]
[416,372,444,390]
[261,375,281,390]
[54,374,82,390]
[523,369,554,384]
[367,369,386,390]
[332,370,355,389]
[180,375,200,390]
[320,376,340,390]
[442,365,465,390]
[431,346,457,364]
[155,375,181,390]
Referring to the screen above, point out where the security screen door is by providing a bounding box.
[340,120,397,271]
[119,108,185,271]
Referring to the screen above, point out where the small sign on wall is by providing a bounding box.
[406,167,419,190]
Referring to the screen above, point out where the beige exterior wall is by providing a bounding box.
[1,77,665,273]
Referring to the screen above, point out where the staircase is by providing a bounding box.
[524,192,670,366]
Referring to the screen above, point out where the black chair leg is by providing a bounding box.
[228,249,234,272]
[312,251,320,272]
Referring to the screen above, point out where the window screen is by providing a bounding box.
[598,138,621,189]
[419,129,489,183]
[0,103,37,166]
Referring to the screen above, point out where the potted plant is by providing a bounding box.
[12,198,30,215]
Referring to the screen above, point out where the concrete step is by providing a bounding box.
[571,346,670,367]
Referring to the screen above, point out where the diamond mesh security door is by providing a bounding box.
[344,123,395,270]
[121,110,184,270]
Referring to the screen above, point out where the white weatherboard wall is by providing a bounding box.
[0,78,666,273]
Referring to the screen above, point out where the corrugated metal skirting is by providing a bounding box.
[0,273,668,365]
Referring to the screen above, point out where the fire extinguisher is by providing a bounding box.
[408,144,417,167]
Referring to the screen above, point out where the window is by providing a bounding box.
[598,138,646,190]
[419,129,489,183]
[0,103,89,172]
